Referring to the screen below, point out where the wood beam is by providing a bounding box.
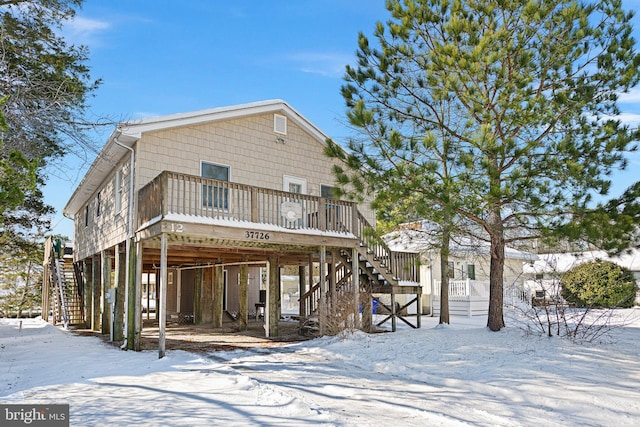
[202,267,214,323]
[213,266,224,328]
[113,244,126,341]
[159,233,168,359]
[91,255,101,332]
[267,255,279,337]
[239,263,249,331]
[101,250,112,336]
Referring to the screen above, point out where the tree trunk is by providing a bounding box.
[439,228,450,325]
[487,210,506,331]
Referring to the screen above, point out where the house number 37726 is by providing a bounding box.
[245,231,270,240]
[170,223,184,233]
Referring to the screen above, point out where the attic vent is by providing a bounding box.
[274,114,287,135]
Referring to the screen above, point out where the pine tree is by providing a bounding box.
[327,0,640,331]
[0,0,99,245]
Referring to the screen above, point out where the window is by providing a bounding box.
[321,185,338,199]
[96,191,101,216]
[448,261,455,279]
[283,176,306,194]
[467,264,476,280]
[84,205,89,227]
[201,162,230,209]
[274,114,287,135]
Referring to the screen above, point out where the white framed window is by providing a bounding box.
[283,175,306,194]
[274,114,287,135]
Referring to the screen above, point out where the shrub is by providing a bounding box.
[561,260,636,308]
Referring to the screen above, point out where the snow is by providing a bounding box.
[524,249,640,274]
[2,311,640,426]
[386,227,538,262]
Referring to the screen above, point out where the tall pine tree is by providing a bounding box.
[327,0,640,331]
[0,0,99,245]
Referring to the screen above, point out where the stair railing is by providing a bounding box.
[50,247,69,328]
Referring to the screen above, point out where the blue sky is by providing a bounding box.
[45,0,640,238]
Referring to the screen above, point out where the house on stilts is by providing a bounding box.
[42,100,421,357]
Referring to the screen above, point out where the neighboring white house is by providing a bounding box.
[386,221,538,316]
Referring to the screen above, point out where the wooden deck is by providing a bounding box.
[135,171,421,282]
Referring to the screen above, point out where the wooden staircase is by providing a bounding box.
[43,238,85,327]
[299,212,420,331]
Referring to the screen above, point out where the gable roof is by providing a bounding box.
[385,224,538,262]
[523,249,640,274]
[63,100,330,216]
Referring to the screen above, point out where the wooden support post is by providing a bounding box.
[328,250,336,304]
[352,247,360,330]
[92,255,101,332]
[391,292,397,332]
[114,244,125,341]
[84,258,93,329]
[239,263,249,331]
[159,233,168,359]
[213,266,224,328]
[42,263,50,323]
[417,293,422,329]
[194,267,202,324]
[267,255,279,337]
[307,255,313,319]
[319,247,326,336]
[362,274,372,332]
[126,239,136,350]
[127,237,141,351]
[202,267,214,323]
[101,250,112,336]
[298,265,306,321]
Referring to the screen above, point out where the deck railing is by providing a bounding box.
[433,279,490,297]
[356,212,420,282]
[138,171,357,233]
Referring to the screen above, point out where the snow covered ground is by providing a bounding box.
[1,309,639,426]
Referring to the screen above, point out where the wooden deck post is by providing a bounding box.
[417,292,422,329]
[266,255,279,337]
[42,261,50,323]
[239,263,249,331]
[328,250,336,305]
[127,237,141,351]
[202,267,214,323]
[298,265,306,321]
[113,243,125,341]
[319,247,326,335]
[92,254,101,332]
[194,267,202,324]
[352,247,360,330]
[250,188,259,222]
[84,258,93,329]
[391,292,397,332]
[213,265,224,328]
[101,250,112,336]
[159,233,168,359]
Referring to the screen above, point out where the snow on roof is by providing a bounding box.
[385,227,538,261]
[523,249,640,274]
